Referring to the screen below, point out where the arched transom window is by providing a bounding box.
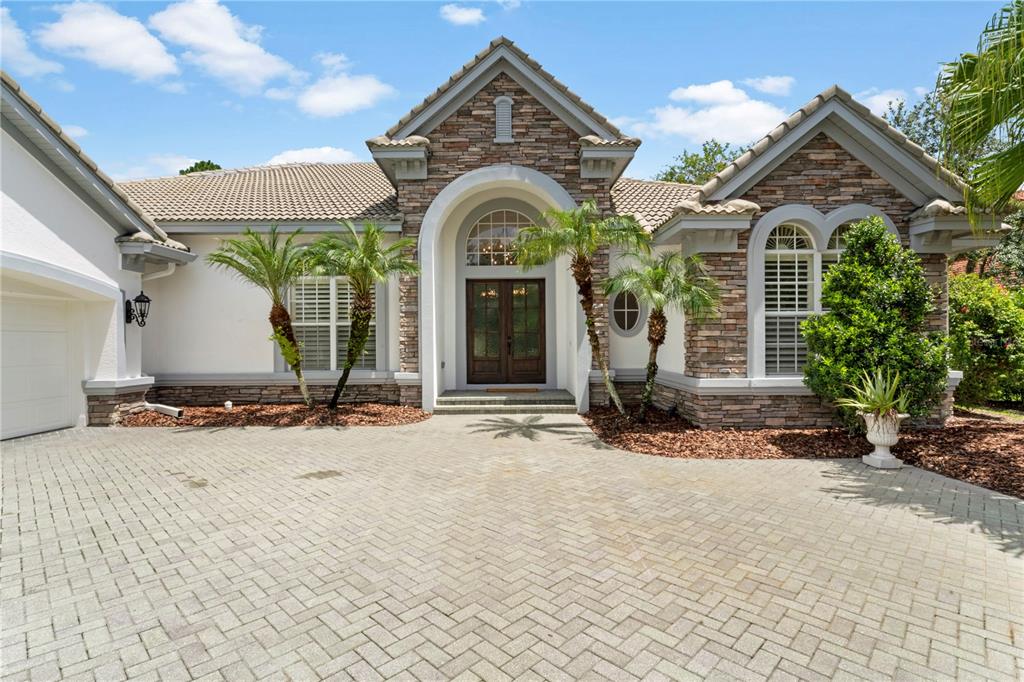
[466,209,532,266]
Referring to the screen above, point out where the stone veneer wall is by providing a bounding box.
[671,131,952,428]
[86,388,149,426]
[393,73,615,406]
[148,383,400,407]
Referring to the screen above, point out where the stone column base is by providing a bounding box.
[86,388,149,426]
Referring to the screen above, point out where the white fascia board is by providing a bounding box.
[118,240,197,264]
[708,100,960,204]
[2,88,163,242]
[393,47,616,140]
[161,221,404,235]
[653,214,751,248]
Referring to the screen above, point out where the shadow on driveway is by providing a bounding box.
[821,459,1024,556]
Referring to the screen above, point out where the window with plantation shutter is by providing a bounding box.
[289,277,376,371]
[494,96,513,143]
[764,224,813,376]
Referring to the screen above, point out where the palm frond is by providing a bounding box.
[603,250,720,321]
[307,221,420,296]
[205,226,309,305]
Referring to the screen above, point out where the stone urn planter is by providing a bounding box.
[860,411,909,469]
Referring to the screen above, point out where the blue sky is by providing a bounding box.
[1,1,1002,180]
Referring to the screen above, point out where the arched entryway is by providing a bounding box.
[417,165,589,412]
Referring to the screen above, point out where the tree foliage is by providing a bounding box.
[308,222,418,409]
[948,273,1024,404]
[653,139,744,185]
[206,227,314,406]
[883,92,1004,179]
[516,200,650,414]
[604,251,719,421]
[179,160,222,175]
[802,218,948,429]
[937,0,1024,213]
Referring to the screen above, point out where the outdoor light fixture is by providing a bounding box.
[125,291,151,327]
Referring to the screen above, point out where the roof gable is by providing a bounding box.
[700,85,965,207]
[386,36,623,141]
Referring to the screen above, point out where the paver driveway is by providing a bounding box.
[2,415,1022,681]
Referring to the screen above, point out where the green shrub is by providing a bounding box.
[948,273,1024,404]
[802,217,948,428]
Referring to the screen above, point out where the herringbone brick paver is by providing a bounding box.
[1,415,1022,680]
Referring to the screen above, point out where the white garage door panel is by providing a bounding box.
[1,299,73,439]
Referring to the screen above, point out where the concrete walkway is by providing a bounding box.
[2,415,1022,680]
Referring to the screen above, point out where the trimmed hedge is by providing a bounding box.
[802,217,948,429]
[949,273,1024,404]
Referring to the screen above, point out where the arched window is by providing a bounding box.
[764,224,814,376]
[466,209,532,266]
[749,205,900,379]
[821,222,853,278]
[610,291,644,335]
[494,96,514,143]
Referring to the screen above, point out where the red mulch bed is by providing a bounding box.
[583,407,1024,499]
[120,403,430,428]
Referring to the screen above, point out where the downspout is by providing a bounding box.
[142,262,176,282]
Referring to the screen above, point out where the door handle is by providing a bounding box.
[507,335,512,355]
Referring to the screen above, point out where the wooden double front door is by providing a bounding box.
[467,279,545,384]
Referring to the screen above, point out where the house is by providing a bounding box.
[1,38,1000,437]
[0,73,195,439]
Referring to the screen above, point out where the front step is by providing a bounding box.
[434,390,577,414]
[433,403,578,415]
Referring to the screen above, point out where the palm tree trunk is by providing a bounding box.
[270,302,314,407]
[328,296,374,410]
[572,256,625,414]
[638,308,667,423]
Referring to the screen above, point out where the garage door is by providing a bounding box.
[1,298,72,439]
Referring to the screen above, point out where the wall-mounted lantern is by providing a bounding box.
[125,291,151,327]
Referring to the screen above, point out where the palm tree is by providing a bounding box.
[206,227,314,406]
[938,1,1023,215]
[605,252,719,422]
[308,222,418,410]
[515,200,650,414]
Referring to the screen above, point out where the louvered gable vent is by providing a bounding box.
[494,96,514,143]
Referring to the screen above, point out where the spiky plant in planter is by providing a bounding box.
[836,369,911,468]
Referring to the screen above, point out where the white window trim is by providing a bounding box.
[493,96,514,144]
[609,290,647,338]
[746,204,900,379]
[289,276,382,372]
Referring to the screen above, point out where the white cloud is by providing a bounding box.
[669,80,749,105]
[266,146,361,165]
[109,153,197,180]
[62,124,87,138]
[496,0,521,9]
[440,4,486,25]
[150,0,299,95]
[743,75,795,96]
[855,87,907,116]
[295,52,394,118]
[36,3,177,81]
[913,86,931,98]
[1,8,63,77]
[628,80,788,145]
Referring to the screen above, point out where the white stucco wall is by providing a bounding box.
[1,128,144,426]
[606,245,686,374]
[141,232,404,377]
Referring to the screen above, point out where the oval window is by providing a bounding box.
[611,291,642,334]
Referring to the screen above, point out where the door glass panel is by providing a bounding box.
[510,282,541,359]
[472,282,500,359]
